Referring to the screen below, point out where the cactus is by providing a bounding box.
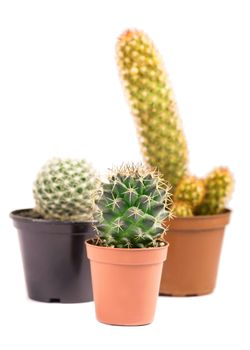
[195,167,234,215]
[116,29,233,217]
[116,29,188,188]
[94,164,172,248]
[173,201,193,217]
[174,176,205,209]
[33,158,100,221]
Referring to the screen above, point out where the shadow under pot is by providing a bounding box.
[160,210,231,296]
[86,239,169,326]
[10,209,95,303]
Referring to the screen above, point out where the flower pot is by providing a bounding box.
[10,209,95,303]
[160,210,231,296]
[86,240,168,326]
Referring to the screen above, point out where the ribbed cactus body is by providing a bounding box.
[95,164,171,248]
[173,201,193,217]
[33,158,100,221]
[117,30,188,188]
[174,176,205,209]
[195,167,233,215]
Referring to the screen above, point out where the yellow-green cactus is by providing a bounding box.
[195,167,234,215]
[117,29,188,188]
[173,201,193,217]
[174,176,206,209]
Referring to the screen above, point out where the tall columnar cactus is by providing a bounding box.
[33,158,100,221]
[195,167,234,215]
[174,176,206,209]
[94,164,172,248]
[116,30,188,188]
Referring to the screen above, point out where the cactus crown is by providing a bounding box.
[94,163,172,248]
[33,158,100,221]
[117,29,188,188]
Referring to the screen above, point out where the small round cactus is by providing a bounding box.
[173,201,193,217]
[94,164,172,248]
[33,158,100,221]
[195,167,234,215]
[174,176,206,209]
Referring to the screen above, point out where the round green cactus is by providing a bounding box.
[117,30,188,188]
[33,158,100,221]
[195,167,234,215]
[173,201,193,217]
[94,164,172,248]
[174,176,206,209]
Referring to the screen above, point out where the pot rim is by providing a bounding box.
[165,209,232,232]
[169,208,231,222]
[85,238,169,252]
[10,208,97,225]
[86,238,169,265]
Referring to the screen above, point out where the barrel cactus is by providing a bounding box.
[195,167,234,215]
[94,164,172,248]
[116,29,188,188]
[33,158,100,221]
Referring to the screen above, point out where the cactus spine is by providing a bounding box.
[117,30,188,188]
[33,158,100,221]
[94,164,171,248]
[195,167,234,215]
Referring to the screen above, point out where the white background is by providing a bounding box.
[0,0,249,349]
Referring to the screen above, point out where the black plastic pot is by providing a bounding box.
[10,209,95,303]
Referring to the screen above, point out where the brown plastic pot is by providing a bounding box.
[160,210,231,296]
[86,240,169,326]
[10,209,95,303]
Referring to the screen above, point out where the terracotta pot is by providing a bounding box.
[10,209,95,303]
[160,210,231,296]
[86,240,169,326]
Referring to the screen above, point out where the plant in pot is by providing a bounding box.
[10,158,100,303]
[116,29,234,296]
[85,163,171,326]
